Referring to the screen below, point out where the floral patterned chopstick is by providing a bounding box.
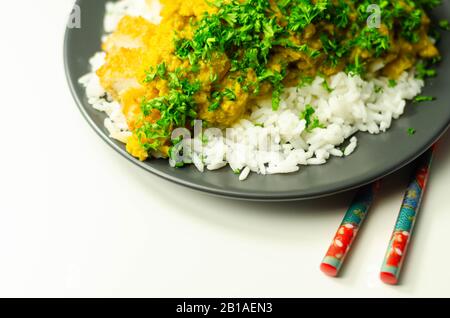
[320,182,380,277]
[380,147,435,285]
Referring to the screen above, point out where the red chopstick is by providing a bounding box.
[320,182,380,277]
[380,147,435,285]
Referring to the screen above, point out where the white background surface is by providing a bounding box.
[0,0,449,298]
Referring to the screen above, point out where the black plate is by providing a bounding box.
[65,0,450,201]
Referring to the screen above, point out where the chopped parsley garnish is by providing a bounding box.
[408,128,416,135]
[201,134,209,144]
[439,20,450,31]
[415,61,437,79]
[298,76,314,88]
[223,88,237,101]
[322,79,333,93]
[374,85,384,94]
[414,95,436,103]
[388,79,397,88]
[300,104,325,132]
[136,66,201,152]
[144,62,167,83]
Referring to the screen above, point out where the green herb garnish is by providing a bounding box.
[439,20,450,31]
[414,95,436,103]
[415,61,437,79]
[137,67,201,152]
[322,79,333,93]
[388,79,397,88]
[300,104,325,132]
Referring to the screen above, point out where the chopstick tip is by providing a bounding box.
[320,263,338,277]
[380,272,398,285]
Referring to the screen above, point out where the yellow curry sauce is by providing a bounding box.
[97,0,440,161]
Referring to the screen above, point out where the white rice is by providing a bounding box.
[79,0,425,181]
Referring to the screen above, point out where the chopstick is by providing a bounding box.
[320,182,380,277]
[380,147,435,285]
